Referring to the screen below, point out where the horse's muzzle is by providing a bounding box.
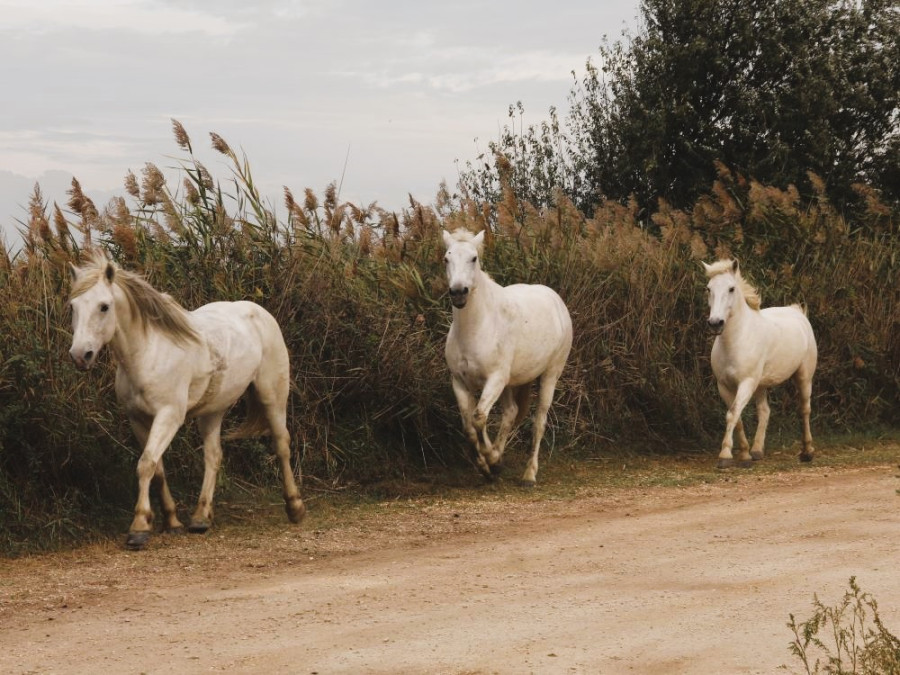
[707,318,725,335]
[449,288,469,308]
[70,350,96,371]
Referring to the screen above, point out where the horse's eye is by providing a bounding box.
[100,303,109,312]
[728,287,735,293]
[470,256,477,263]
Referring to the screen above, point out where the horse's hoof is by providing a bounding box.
[285,499,306,524]
[750,452,764,461]
[125,531,150,550]
[518,478,536,488]
[799,452,814,463]
[736,460,754,469]
[716,458,734,469]
[188,519,210,534]
[489,464,503,478]
[164,526,186,536]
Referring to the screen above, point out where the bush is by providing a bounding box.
[0,123,897,553]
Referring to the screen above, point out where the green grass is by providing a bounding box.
[201,432,900,537]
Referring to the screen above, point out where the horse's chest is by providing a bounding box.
[454,356,488,388]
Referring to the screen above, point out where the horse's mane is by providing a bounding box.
[446,228,482,247]
[704,259,761,310]
[71,252,200,345]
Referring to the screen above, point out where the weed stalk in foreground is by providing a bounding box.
[788,577,900,674]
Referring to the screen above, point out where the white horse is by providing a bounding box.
[442,229,573,485]
[68,251,305,549]
[703,259,817,468]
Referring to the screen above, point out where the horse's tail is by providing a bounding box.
[513,384,532,427]
[224,384,271,441]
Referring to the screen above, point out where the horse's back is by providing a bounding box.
[761,304,816,352]
[192,300,288,364]
[502,283,573,378]
[759,304,817,381]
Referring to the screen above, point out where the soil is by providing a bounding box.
[1,460,899,674]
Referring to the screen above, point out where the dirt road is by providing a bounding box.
[1,463,898,674]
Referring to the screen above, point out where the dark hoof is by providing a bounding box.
[125,531,150,550]
[799,452,814,463]
[188,519,210,534]
[489,463,503,478]
[164,526,186,536]
[286,499,307,524]
[736,460,754,469]
[518,478,536,488]
[716,458,734,469]
[750,452,764,462]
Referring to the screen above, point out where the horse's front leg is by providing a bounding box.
[522,372,562,486]
[451,376,489,476]
[749,388,770,461]
[189,411,226,533]
[472,373,508,475]
[717,380,756,469]
[128,406,186,550]
[130,414,183,534]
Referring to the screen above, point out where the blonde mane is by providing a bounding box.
[704,259,761,310]
[446,228,482,247]
[71,252,200,345]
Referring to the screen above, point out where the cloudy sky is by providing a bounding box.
[0,0,642,245]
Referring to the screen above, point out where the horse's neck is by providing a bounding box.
[454,271,502,338]
[720,292,760,346]
[106,292,137,365]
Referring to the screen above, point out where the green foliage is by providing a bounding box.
[461,0,900,214]
[0,123,897,554]
[788,577,900,674]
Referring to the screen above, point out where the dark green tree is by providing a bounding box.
[460,0,900,215]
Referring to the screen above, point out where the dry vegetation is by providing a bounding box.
[0,122,897,555]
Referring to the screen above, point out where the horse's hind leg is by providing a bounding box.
[749,388,770,461]
[189,411,226,533]
[492,386,529,474]
[522,373,561,486]
[254,369,305,524]
[795,371,815,462]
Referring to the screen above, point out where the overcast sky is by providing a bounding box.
[0,0,642,245]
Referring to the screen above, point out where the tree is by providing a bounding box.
[460,0,900,215]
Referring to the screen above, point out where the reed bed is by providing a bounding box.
[0,124,896,553]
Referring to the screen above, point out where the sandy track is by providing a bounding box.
[1,464,898,674]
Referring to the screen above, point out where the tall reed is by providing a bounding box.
[0,127,896,554]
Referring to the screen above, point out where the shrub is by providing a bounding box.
[0,122,897,553]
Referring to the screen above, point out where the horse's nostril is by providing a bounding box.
[84,350,94,362]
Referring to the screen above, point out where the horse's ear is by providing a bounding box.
[68,262,79,283]
[442,229,453,249]
[104,262,115,283]
[473,230,485,251]
[732,259,739,273]
[701,261,712,274]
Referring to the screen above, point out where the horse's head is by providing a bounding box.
[702,259,740,335]
[442,229,485,309]
[68,253,118,371]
